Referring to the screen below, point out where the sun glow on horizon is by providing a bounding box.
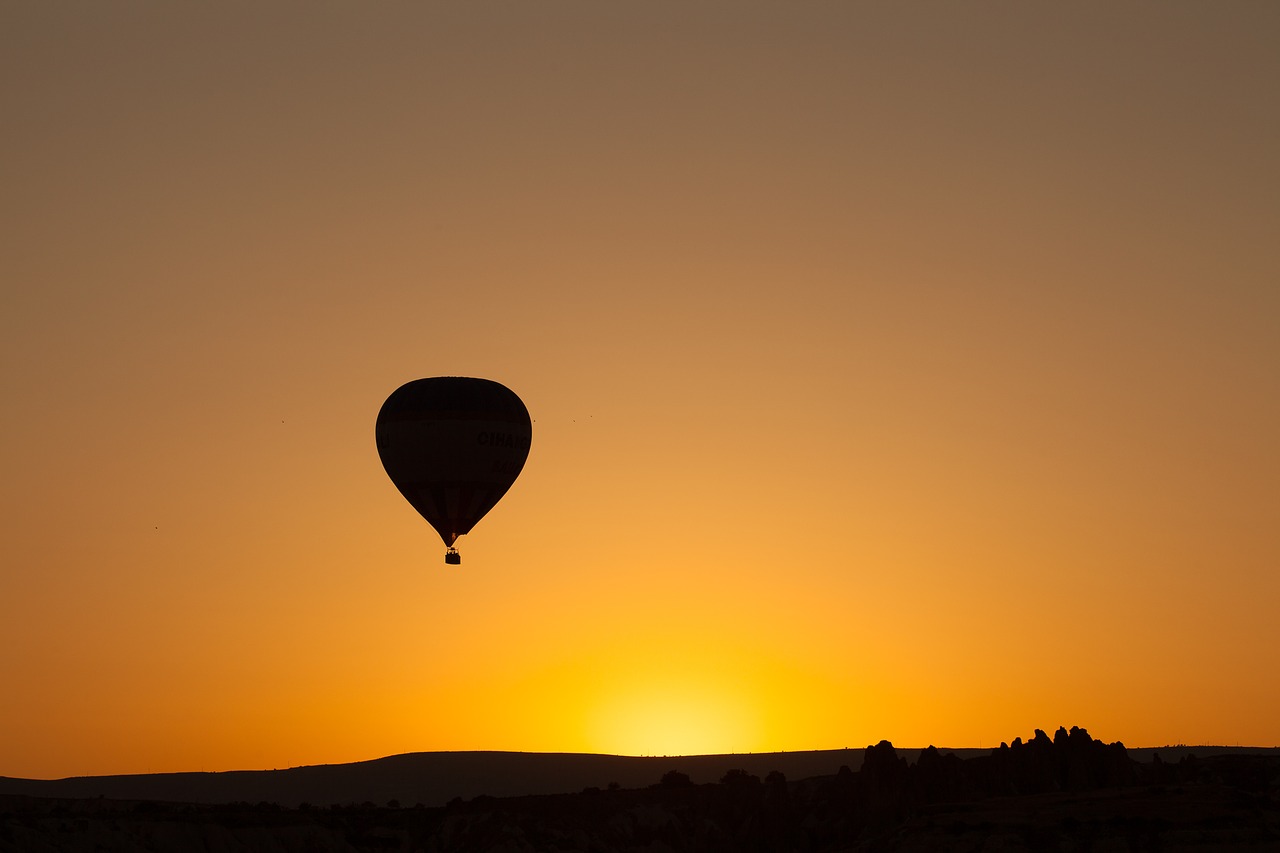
[588,677,762,757]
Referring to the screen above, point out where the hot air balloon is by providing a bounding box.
[376,377,531,564]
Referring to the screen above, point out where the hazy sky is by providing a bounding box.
[3,2,1278,780]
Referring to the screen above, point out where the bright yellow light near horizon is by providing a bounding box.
[589,678,761,757]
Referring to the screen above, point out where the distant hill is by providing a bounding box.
[3,741,1275,809]
[1128,745,1280,762]
[0,749,886,808]
[3,730,1279,852]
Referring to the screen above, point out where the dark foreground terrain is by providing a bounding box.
[3,728,1278,852]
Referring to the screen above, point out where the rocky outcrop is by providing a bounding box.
[911,725,1136,803]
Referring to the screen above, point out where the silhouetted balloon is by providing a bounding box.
[376,377,531,562]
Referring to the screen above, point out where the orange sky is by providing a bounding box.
[3,2,1278,780]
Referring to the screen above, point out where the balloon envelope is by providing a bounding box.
[376,377,531,547]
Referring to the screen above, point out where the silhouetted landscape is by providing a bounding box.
[3,727,1278,851]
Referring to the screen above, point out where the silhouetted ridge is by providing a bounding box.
[4,729,1278,851]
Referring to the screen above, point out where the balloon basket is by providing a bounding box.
[444,548,461,565]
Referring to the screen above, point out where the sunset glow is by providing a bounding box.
[589,677,759,758]
[2,2,1278,780]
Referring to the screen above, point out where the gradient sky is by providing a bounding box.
[3,2,1278,780]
